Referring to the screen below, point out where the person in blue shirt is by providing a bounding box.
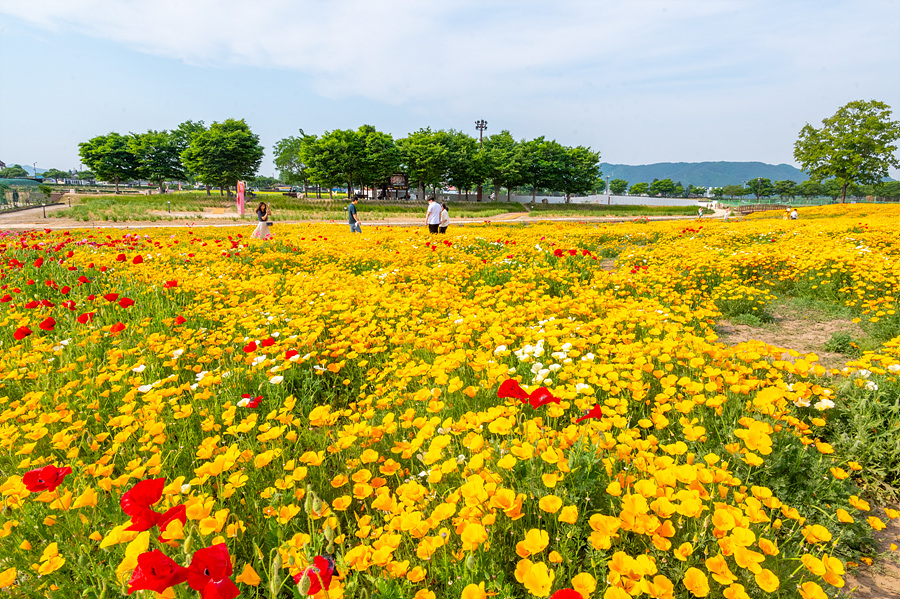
[349,197,362,232]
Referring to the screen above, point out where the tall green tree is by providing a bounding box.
[794,100,900,203]
[181,119,263,196]
[397,128,448,200]
[522,137,569,202]
[648,178,676,197]
[796,180,824,201]
[483,131,527,201]
[273,130,314,191]
[743,177,774,200]
[0,164,30,178]
[608,179,628,195]
[359,126,401,194]
[439,130,482,201]
[629,182,649,196]
[773,180,797,201]
[559,145,601,201]
[130,130,186,193]
[40,168,70,181]
[78,132,140,193]
[171,120,207,184]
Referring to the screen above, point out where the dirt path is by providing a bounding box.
[843,506,900,598]
[0,205,728,231]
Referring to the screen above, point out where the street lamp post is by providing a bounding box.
[475,119,487,202]
[607,174,611,205]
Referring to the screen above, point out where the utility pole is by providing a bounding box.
[475,119,487,202]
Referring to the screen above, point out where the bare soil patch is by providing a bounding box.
[715,299,867,371]
[843,505,900,598]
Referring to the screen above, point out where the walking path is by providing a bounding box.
[0,205,731,231]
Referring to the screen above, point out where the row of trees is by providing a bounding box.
[711,178,900,201]
[275,127,602,201]
[77,119,263,194]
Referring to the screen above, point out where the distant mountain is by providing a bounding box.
[600,162,809,188]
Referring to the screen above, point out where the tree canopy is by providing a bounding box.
[78,133,140,193]
[130,130,186,193]
[794,100,900,202]
[0,164,30,179]
[182,119,264,195]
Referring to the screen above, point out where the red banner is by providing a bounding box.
[237,181,245,216]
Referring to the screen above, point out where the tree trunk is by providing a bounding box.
[507,188,511,202]
[532,186,536,202]
[115,177,120,194]
[841,182,847,203]
[206,185,211,196]
[329,187,333,200]
[348,177,353,199]
[158,179,165,194]
[417,182,424,202]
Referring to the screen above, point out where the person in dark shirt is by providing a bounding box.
[349,197,361,232]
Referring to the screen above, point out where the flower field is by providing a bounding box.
[2,205,900,599]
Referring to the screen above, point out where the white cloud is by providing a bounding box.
[1,0,898,169]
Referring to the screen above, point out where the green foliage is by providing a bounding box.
[648,178,675,197]
[78,132,141,192]
[794,100,900,202]
[608,178,628,195]
[130,130,186,192]
[0,164,30,178]
[824,332,862,357]
[629,182,649,195]
[529,204,702,217]
[823,376,900,498]
[182,118,264,193]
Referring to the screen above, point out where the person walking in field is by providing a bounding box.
[425,196,441,233]
[439,203,450,233]
[251,202,274,239]
[790,208,798,220]
[348,197,362,233]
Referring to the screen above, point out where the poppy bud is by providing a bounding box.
[269,553,282,597]
[183,534,193,556]
[324,524,334,542]
[312,496,324,515]
[466,553,477,570]
[326,542,335,554]
[295,572,311,595]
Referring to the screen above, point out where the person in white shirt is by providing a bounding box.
[425,197,441,233]
[439,203,450,233]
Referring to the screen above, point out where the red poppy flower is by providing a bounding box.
[575,404,603,423]
[23,300,40,309]
[34,257,44,267]
[174,315,187,325]
[127,549,189,595]
[77,275,90,284]
[40,299,55,307]
[60,286,71,295]
[116,254,127,262]
[550,591,583,599]
[260,337,276,347]
[39,317,56,331]
[77,312,96,324]
[527,387,561,409]
[243,341,257,353]
[187,544,239,599]
[110,322,127,334]
[553,249,565,257]
[103,293,119,302]
[119,297,135,308]
[497,379,530,401]
[14,326,32,340]
[285,349,299,360]
[61,300,76,311]
[241,394,262,408]
[132,255,144,265]
[121,478,187,534]
[164,280,178,289]
[293,555,335,595]
[23,464,72,492]
[0,294,11,303]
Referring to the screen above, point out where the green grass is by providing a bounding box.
[53,192,529,222]
[528,204,708,217]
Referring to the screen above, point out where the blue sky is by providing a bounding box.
[1,0,898,179]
